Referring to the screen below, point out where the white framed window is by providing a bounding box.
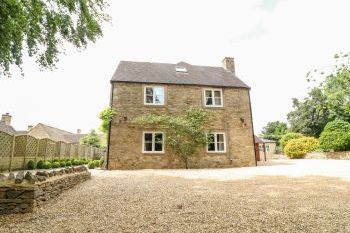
[144,86,165,105]
[142,132,164,153]
[204,88,223,107]
[207,132,226,153]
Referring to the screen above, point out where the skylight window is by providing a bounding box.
[175,66,187,73]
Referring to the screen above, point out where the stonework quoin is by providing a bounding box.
[107,59,256,169]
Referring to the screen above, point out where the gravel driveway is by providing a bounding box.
[1,159,350,232]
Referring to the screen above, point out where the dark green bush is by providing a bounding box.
[88,161,96,169]
[319,120,350,151]
[60,161,66,167]
[27,160,35,170]
[284,137,319,159]
[43,161,52,169]
[72,159,80,166]
[37,160,45,169]
[280,133,303,149]
[51,161,60,168]
[66,161,72,166]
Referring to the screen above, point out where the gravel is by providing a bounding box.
[1,160,350,232]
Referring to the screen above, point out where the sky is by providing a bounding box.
[1,0,350,134]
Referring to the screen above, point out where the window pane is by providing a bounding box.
[154,133,163,151]
[208,143,215,151]
[146,95,153,103]
[145,88,153,95]
[155,94,164,104]
[206,97,213,106]
[217,142,225,151]
[216,134,224,143]
[144,133,152,142]
[214,90,221,98]
[205,90,212,98]
[144,142,152,151]
[214,97,221,106]
[207,134,215,151]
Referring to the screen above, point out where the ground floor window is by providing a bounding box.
[207,132,226,152]
[142,132,164,153]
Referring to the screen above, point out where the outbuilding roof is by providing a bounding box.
[111,61,250,88]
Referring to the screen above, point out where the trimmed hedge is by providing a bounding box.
[284,137,319,159]
[280,133,303,149]
[27,160,36,170]
[319,120,350,152]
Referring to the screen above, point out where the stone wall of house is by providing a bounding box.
[108,82,256,169]
[305,151,350,160]
[0,166,90,214]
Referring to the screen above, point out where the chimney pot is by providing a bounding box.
[222,57,235,73]
[77,129,81,134]
[1,113,12,126]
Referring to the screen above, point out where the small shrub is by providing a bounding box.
[99,157,105,167]
[280,133,303,149]
[51,161,60,168]
[37,160,45,169]
[43,161,52,169]
[88,161,96,169]
[284,137,319,159]
[72,159,80,166]
[93,160,100,167]
[52,159,59,163]
[27,160,36,170]
[66,161,72,166]
[319,120,350,151]
[60,161,66,167]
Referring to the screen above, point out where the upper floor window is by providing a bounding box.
[207,132,226,153]
[143,132,164,153]
[204,89,223,107]
[144,86,165,105]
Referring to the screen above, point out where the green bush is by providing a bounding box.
[88,161,96,169]
[99,157,105,167]
[60,161,66,167]
[93,160,100,167]
[51,161,60,168]
[72,159,80,166]
[280,133,303,149]
[43,161,52,169]
[284,137,319,159]
[319,120,350,151]
[37,160,45,169]
[66,161,72,166]
[27,160,36,170]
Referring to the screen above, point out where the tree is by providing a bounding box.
[0,0,109,76]
[260,121,288,142]
[280,132,303,149]
[133,107,214,169]
[287,88,329,137]
[99,107,116,135]
[80,129,101,148]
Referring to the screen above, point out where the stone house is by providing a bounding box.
[107,57,256,169]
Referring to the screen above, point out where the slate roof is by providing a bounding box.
[111,61,250,88]
[0,121,17,134]
[28,123,86,143]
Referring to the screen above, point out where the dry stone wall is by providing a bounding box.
[0,166,90,214]
[306,151,350,160]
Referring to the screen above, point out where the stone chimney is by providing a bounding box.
[27,125,33,131]
[1,113,12,126]
[222,57,235,73]
[77,129,81,134]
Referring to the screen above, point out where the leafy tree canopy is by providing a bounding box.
[133,107,214,169]
[260,121,288,142]
[288,52,350,137]
[0,0,109,76]
[80,129,101,148]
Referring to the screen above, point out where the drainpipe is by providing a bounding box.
[106,82,115,170]
[248,90,257,166]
